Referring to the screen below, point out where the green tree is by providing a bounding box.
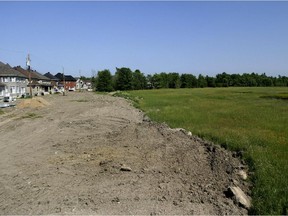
[180,74,197,88]
[150,74,161,89]
[230,73,242,86]
[275,75,288,86]
[91,76,96,90]
[132,69,147,90]
[206,75,216,87]
[159,72,169,88]
[168,73,180,88]
[114,67,133,90]
[198,74,208,88]
[215,72,230,87]
[96,69,113,92]
[146,74,153,89]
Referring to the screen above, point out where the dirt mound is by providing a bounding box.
[0,92,251,215]
[17,97,50,108]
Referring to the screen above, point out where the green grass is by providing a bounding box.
[19,112,42,119]
[126,87,288,215]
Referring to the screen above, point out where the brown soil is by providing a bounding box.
[17,97,51,108]
[0,92,250,215]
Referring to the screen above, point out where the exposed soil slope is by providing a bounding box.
[0,92,250,215]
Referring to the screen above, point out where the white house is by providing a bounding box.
[76,78,92,91]
[0,62,26,100]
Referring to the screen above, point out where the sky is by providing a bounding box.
[0,1,287,78]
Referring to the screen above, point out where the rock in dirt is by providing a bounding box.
[227,186,251,209]
[143,115,151,122]
[238,170,248,180]
[120,166,132,172]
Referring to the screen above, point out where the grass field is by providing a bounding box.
[126,87,288,215]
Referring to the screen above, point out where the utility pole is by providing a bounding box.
[62,67,66,96]
[26,53,32,98]
[79,70,82,92]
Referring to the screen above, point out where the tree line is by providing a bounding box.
[92,68,288,92]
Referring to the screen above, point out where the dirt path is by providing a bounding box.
[0,92,250,215]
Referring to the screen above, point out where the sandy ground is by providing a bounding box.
[0,92,250,215]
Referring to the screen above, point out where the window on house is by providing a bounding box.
[11,77,16,82]
[10,86,16,94]
[0,87,4,96]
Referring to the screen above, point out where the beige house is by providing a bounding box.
[14,66,52,96]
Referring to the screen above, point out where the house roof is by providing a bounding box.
[28,80,52,87]
[44,72,59,81]
[32,70,51,81]
[55,73,77,82]
[14,66,50,81]
[65,75,77,82]
[14,66,38,79]
[0,61,26,78]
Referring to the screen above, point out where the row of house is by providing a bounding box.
[0,61,92,100]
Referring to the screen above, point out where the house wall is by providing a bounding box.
[0,85,5,98]
[76,79,92,91]
[63,81,76,91]
[27,84,41,96]
[38,80,52,93]
[26,79,52,96]
[50,81,58,91]
[0,76,26,98]
[76,79,82,90]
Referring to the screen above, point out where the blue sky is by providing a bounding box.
[0,1,287,77]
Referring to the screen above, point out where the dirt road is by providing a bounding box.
[0,92,250,215]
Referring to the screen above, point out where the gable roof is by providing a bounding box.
[65,75,77,82]
[0,61,26,78]
[14,66,38,79]
[55,73,77,82]
[32,70,51,81]
[14,66,50,81]
[44,72,59,81]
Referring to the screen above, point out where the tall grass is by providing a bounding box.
[128,87,288,215]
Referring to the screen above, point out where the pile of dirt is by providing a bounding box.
[0,92,251,215]
[17,97,50,108]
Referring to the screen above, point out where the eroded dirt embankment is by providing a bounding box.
[0,92,250,215]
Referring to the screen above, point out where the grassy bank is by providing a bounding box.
[127,87,287,215]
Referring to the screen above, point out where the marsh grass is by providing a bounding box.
[127,87,288,215]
